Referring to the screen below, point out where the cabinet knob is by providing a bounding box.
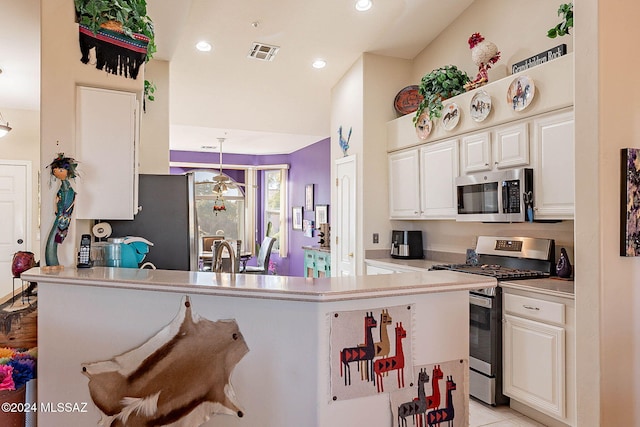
[349,252,354,258]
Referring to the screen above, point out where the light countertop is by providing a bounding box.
[365,257,575,297]
[22,266,496,303]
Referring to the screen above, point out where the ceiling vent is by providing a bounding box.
[248,42,280,61]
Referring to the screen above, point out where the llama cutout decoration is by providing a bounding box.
[390,360,468,427]
[330,306,414,401]
[398,368,429,427]
[426,376,457,427]
[374,322,407,393]
[339,312,377,386]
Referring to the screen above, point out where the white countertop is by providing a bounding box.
[366,257,575,297]
[22,266,496,303]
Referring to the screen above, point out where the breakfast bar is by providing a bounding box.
[23,267,495,427]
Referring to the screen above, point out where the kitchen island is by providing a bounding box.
[23,267,495,427]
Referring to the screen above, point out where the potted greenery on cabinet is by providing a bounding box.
[414,65,470,125]
[75,0,155,79]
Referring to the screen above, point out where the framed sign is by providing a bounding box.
[292,206,303,230]
[315,205,329,225]
[305,184,314,211]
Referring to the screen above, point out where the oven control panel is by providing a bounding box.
[494,240,523,252]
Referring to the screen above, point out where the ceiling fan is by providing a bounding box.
[211,137,245,194]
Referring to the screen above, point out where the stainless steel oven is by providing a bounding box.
[430,236,555,406]
[469,287,508,405]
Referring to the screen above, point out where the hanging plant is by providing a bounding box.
[143,79,156,112]
[75,0,156,79]
[414,65,470,125]
[547,3,573,38]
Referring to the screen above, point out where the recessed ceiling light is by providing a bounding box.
[196,41,212,52]
[355,0,372,12]
[312,59,327,69]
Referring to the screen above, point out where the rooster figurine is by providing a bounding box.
[338,125,352,157]
[464,32,501,91]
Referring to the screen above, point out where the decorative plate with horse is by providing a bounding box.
[441,102,460,131]
[507,76,535,112]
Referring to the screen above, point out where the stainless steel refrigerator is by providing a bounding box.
[108,173,198,270]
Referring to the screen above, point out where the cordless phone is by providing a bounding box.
[77,233,93,268]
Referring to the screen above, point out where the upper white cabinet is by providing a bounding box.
[461,123,529,174]
[389,139,458,219]
[460,131,491,173]
[75,86,139,220]
[420,139,459,218]
[531,110,575,220]
[494,122,530,169]
[388,149,421,218]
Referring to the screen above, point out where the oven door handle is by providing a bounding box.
[469,294,492,308]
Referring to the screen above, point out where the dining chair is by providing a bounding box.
[240,236,276,274]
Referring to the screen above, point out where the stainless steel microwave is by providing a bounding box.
[456,168,533,222]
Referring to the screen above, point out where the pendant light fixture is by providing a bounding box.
[0,112,12,138]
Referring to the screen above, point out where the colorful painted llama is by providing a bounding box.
[340,312,377,386]
[425,364,444,410]
[426,376,457,427]
[398,368,429,427]
[373,322,407,392]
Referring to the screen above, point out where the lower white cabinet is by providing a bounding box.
[502,288,575,426]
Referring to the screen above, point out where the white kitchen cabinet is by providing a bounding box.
[531,110,575,220]
[365,264,396,275]
[502,288,575,426]
[419,139,459,218]
[388,149,421,218]
[460,131,491,173]
[388,139,458,219]
[460,123,529,174]
[76,86,139,220]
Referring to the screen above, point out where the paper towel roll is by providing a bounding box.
[92,222,112,239]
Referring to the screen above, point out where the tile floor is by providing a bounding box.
[470,399,547,427]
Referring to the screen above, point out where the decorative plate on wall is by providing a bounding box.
[441,103,460,131]
[507,76,536,111]
[393,85,423,115]
[470,90,492,122]
[415,111,432,140]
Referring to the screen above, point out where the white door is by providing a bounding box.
[335,156,356,276]
[0,161,31,298]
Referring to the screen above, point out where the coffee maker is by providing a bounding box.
[390,230,424,259]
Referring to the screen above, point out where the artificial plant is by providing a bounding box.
[547,3,573,38]
[414,65,470,124]
[75,0,156,59]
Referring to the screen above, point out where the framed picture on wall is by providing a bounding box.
[305,184,314,211]
[292,206,303,230]
[315,205,329,225]
[621,148,640,256]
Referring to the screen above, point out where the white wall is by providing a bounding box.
[577,0,640,424]
[139,59,170,174]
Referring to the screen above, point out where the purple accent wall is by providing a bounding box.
[287,138,331,276]
[169,138,331,276]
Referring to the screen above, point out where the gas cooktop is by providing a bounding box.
[430,236,556,282]
[429,263,550,280]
